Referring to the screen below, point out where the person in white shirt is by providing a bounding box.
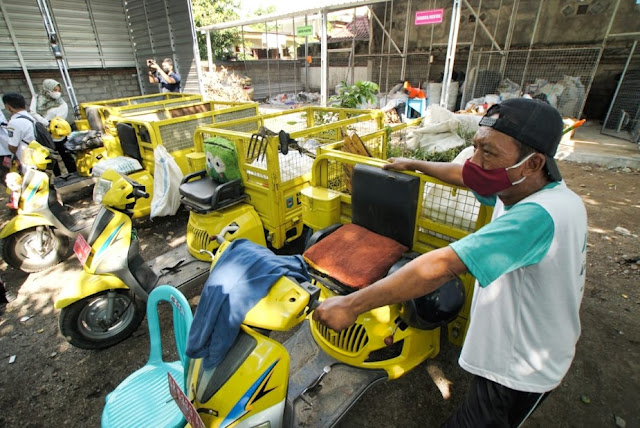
[0,109,12,184]
[314,98,587,427]
[29,79,76,174]
[3,93,36,171]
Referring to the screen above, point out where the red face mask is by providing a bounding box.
[462,153,534,196]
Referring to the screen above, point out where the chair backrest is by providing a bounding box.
[116,122,143,162]
[146,285,194,372]
[351,163,420,248]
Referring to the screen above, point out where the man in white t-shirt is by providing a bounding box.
[313,98,587,427]
[2,93,36,169]
[0,109,12,184]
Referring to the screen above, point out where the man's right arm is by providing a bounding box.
[383,157,465,187]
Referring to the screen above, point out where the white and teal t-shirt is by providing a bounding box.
[450,181,587,393]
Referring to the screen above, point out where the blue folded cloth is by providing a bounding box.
[186,239,310,369]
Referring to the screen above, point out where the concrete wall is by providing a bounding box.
[0,68,142,125]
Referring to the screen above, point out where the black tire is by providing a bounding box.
[58,290,146,350]
[1,226,70,273]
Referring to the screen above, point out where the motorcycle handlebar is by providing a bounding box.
[215,225,240,244]
[133,188,149,199]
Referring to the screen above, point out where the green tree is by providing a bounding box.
[192,0,240,61]
[248,5,281,32]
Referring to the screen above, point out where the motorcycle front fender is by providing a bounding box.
[54,271,128,309]
[0,215,54,239]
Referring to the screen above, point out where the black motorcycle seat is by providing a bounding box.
[179,171,246,212]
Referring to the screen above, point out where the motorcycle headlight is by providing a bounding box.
[93,177,112,204]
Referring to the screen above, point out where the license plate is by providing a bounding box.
[73,234,91,265]
[168,373,205,428]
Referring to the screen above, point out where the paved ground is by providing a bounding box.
[558,120,640,169]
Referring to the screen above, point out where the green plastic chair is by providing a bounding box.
[101,285,194,428]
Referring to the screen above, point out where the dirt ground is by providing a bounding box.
[0,160,638,428]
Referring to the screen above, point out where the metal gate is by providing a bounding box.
[602,41,640,144]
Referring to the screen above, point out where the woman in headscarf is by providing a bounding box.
[29,79,76,174]
[30,79,68,125]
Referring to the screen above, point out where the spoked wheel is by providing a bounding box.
[1,226,70,273]
[58,290,146,350]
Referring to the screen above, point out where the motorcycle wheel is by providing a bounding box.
[58,290,146,350]
[0,226,70,273]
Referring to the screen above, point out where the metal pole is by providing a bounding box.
[385,0,395,94]
[519,0,544,92]
[426,0,435,83]
[586,0,622,119]
[205,31,214,72]
[500,0,519,76]
[374,3,388,89]
[321,9,328,105]
[276,19,281,95]
[462,0,502,52]
[304,15,309,92]
[441,0,462,109]
[400,0,412,81]
[601,7,631,131]
[293,17,298,95]
[36,0,79,118]
[122,0,145,94]
[185,0,204,94]
[350,7,357,85]
[369,4,402,54]
[266,20,272,100]
[462,0,482,110]
[0,0,36,99]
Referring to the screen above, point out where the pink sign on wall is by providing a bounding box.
[415,9,444,25]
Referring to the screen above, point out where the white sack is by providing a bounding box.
[150,145,184,219]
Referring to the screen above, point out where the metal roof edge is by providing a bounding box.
[197,0,388,32]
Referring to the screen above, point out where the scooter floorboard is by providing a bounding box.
[147,243,211,295]
[284,321,387,428]
[54,174,96,200]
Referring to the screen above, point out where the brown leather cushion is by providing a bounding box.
[303,223,409,290]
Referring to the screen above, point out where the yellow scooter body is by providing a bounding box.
[54,271,128,309]
[310,287,440,380]
[128,169,153,219]
[185,240,318,427]
[0,164,71,238]
[0,214,55,239]
[54,171,136,309]
[186,204,266,260]
[75,146,109,177]
[187,325,290,428]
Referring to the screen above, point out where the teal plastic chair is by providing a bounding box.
[101,285,194,428]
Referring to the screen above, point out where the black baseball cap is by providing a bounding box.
[479,98,563,181]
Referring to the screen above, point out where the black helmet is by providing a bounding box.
[400,277,465,330]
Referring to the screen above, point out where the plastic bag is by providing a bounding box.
[150,145,184,219]
[92,156,142,177]
[64,131,104,152]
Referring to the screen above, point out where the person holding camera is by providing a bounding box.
[147,58,181,93]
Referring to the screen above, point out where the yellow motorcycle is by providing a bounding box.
[181,164,468,428]
[55,169,258,350]
[0,142,85,272]
[181,229,464,428]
